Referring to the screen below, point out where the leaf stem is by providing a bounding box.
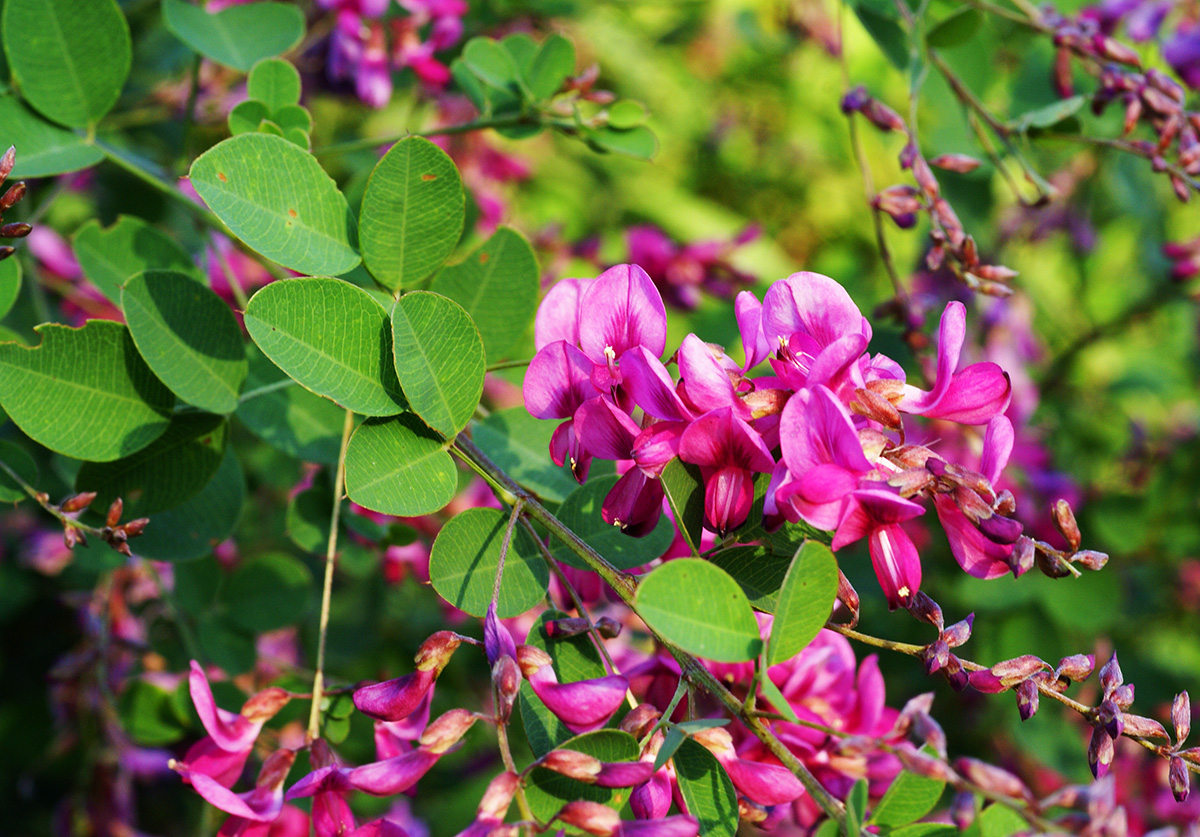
[486,358,533,372]
[312,114,536,158]
[307,409,355,743]
[0,457,111,539]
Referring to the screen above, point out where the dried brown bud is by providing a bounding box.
[0,147,14,183]
[0,222,30,239]
[544,616,591,638]
[1055,653,1096,682]
[60,492,97,513]
[1121,713,1168,739]
[0,246,14,261]
[541,749,602,782]
[122,517,149,537]
[1036,548,1073,578]
[1173,691,1191,744]
[106,497,124,528]
[907,591,943,630]
[420,708,477,754]
[0,181,26,211]
[929,154,982,174]
[1072,549,1109,571]
[851,387,902,429]
[1052,499,1081,551]
[1170,756,1190,802]
[835,568,860,628]
[595,616,622,639]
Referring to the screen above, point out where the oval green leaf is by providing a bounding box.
[529,34,575,99]
[123,270,247,414]
[869,767,945,828]
[235,346,345,464]
[0,258,20,320]
[244,277,406,416]
[2,0,131,127]
[344,414,457,516]
[390,291,484,438]
[428,507,548,618]
[220,552,314,634]
[634,558,762,662]
[550,475,675,570]
[247,58,301,111]
[767,540,839,665]
[75,413,227,517]
[471,407,577,502]
[163,0,304,72]
[228,100,270,135]
[0,320,173,461]
[191,133,359,276]
[72,216,205,305]
[673,738,739,837]
[709,545,790,613]
[926,7,982,48]
[359,137,464,291]
[430,226,539,363]
[0,95,104,177]
[133,446,244,561]
[661,458,705,555]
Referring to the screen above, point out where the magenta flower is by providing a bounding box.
[353,631,461,722]
[832,488,925,609]
[898,301,1011,425]
[517,645,629,734]
[695,727,804,807]
[678,407,775,535]
[175,749,296,835]
[735,290,771,372]
[573,397,666,534]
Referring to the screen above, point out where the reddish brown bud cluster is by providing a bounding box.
[0,147,27,262]
[1009,498,1108,581]
[51,491,149,556]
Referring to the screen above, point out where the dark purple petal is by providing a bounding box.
[594,761,655,788]
[601,468,665,536]
[630,768,673,819]
[485,602,518,668]
[933,496,1012,580]
[575,397,639,461]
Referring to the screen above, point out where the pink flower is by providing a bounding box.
[832,488,925,609]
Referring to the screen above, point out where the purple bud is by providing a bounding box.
[951,791,976,829]
[991,655,1049,687]
[896,748,958,783]
[977,512,1023,546]
[477,771,520,820]
[1122,714,1168,739]
[485,603,517,667]
[1055,653,1095,682]
[907,591,944,631]
[942,613,974,648]
[1088,727,1115,779]
[617,816,700,837]
[1016,680,1039,721]
[1113,683,1135,709]
[630,767,672,819]
[944,655,969,692]
[1097,700,1124,740]
[595,760,655,789]
[967,669,1006,694]
[1170,756,1190,803]
[1072,550,1109,571]
[955,757,1031,800]
[840,85,870,114]
[912,712,948,758]
[1174,692,1191,744]
[923,640,950,675]
[1009,536,1036,577]
[353,669,436,722]
[929,154,982,174]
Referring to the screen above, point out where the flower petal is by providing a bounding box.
[578,264,668,361]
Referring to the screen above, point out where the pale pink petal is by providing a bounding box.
[535,278,588,349]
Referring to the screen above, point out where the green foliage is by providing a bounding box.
[359,138,465,291]
[244,277,406,417]
[660,458,705,554]
[117,680,189,747]
[162,0,304,72]
[122,270,247,415]
[220,552,314,634]
[549,475,675,570]
[430,226,540,363]
[247,58,302,112]
[0,320,173,461]
[708,545,790,613]
[390,291,485,438]
[343,415,458,516]
[72,217,206,306]
[235,347,345,465]
[0,440,37,503]
[0,95,104,177]
[190,134,359,276]
[230,59,311,147]
[470,407,578,502]
[846,777,869,836]
[0,259,20,321]
[767,541,839,665]
[528,730,639,823]
[673,738,739,837]
[132,447,244,561]
[2,0,131,127]
[428,507,548,617]
[869,768,945,827]
[635,558,763,662]
[926,7,983,48]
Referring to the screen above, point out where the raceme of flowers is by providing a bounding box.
[523,264,1018,609]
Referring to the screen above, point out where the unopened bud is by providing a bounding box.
[951,791,975,829]
[0,246,14,261]
[872,185,923,225]
[991,655,1048,687]
[241,687,291,723]
[1123,96,1143,135]
[60,492,97,513]
[1072,550,1108,571]
[972,264,1018,282]
[1055,653,1095,682]
[415,631,462,675]
[955,757,1030,800]
[419,709,477,754]
[1112,682,1134,709]
[619,703,661,738]
[837,568,860,627]
[541,749,602,782]
[942,614,974,648]
[1173,692,1191,743]
[106,497,124,528]
[933,199,963,246]
[493,656,521,723]
[554,800,620,836]
[912,712,947,758]
[1036,548,1073,578]
[852,387,902,428]
[1099,654,1123,693]
[840,85,870,114]
[896,748,957,783]
[122,517,149,537]
[1088,727,1115,779]
[0,181,26,211]
[1122,713,1167,739]
[978,513,1023,545]
[691,726,735,757]
[922,640,950,675]
[64,526,83,549]
[1097,699,1124,740]
[930,154,982,174]
[1094,35,1141,67]
[862,99,905,133]
[0,147,14,182]
[907,591,943,630]
[1170,756,1190,802]
[1009,536,1035,577]
[1051,499,1081,551]
[944,655,969,691]
[256,748,297,790]
[1016,680,1039,720]
[478,771,520,820]
[1170,174,1191,204]
[544,616,591,638]
[1141,85,1180,116]
[0,222,30,238]
[1147,68,1186,104]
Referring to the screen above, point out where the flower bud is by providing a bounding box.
[929,154,982,174]
[516,644,554,676]
[942,614,974,648]
[1097,699,1124,740]
[991,655,1048,687]
[1122,713,1167,739]
[619,703,661,738]
[541,749,602,782]
[1173,691,1191,744]
[1170,756,1190,802]
[122,517,150,537]
[1072,550,1108,571]
[0,222,30,238]
[106,497,124,528]
[862,99,905,133]
[972,264,1018,282]
[955,757,1030,800]
[911,712,947,758]
[256,747,297,790]
[1055,653,1095,682]
[477,771,520,820]
[415,631,462,674]
[419,709,477,754]
[1036,548,1073,578]
[544,616,592,638]
[951,791,975,829]
[840,85,870,113]
[944,655,969,691]
[1052,499,1082,551]
[484,602,517,667]
[922,640,949,675]
[1095,35,1141,67]
[1009,536,1035,577]
[851,387,902,429]
[1016,680,1039,720]
[0,181,24,211]
[1099,654,1123,694]
[836,568,860,627]
[0,147,14,183]
[0,246,14,261]
[60,492,97,513]
[555,800,620,836]
[493,655,521,723]
[595,760,655,789]
[907,591,944,630]
[896,748,957,783]
[979,513,1023,545]
[1088,727,1114,779]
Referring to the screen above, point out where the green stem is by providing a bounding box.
[452,435,847,825]
[93,140,227,231]
[486,358,533,373]
[307,409,355,743]
[237,378,296,404]
[313,114,535,158]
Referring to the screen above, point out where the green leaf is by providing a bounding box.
[0,258,20,320]
[529,34,575,99]
[471,407,577,502]
[501,33,538,77]
[0,320,173,461]
[757,662,799,723]
[72,216,206,306]
[162,0,304,72]
[462,37,523,93]
[660,458,705,554]
[977,803,1026,837]
[709,545,790,612]
[585,125,657,159]
[813,820,841,837]
[654,725,687,772]
[243,277,406,416]
[228,99,270,135]
[853,2,909,70]
[926,7,982,48]
[220,552,314,634]
[2,0,131,127]
[118,680,188,746]
[75,413,227,516]
[198,612,257,673]
[390,291,484,438]
[674,719,731,733]
[190,133,359,276]
[549,475,675,570]
[0,439,37,503]
[846,777,869,836]
[235,346,345,465]
[122,270,247,415]
[635,558,762,662]
[428,507,548,618]
[0,95,104,177]
[767,541,839,665]
[344,414,457,516]
[530,730,639,824]
[607,100,648,129]
[272,104,312,135]
[133,446,244,561]
[673,738,739,837]
[889,825,958,837]
[430,227,539,363]
[1011,95,1087,132]
[869,768,945,827]
[359,137,464,291]
[247,57,301,111]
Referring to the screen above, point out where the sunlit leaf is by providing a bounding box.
[162,0,304,72]
[73,216,205,306]
[344,414,458,516]
[635,559,762,662]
